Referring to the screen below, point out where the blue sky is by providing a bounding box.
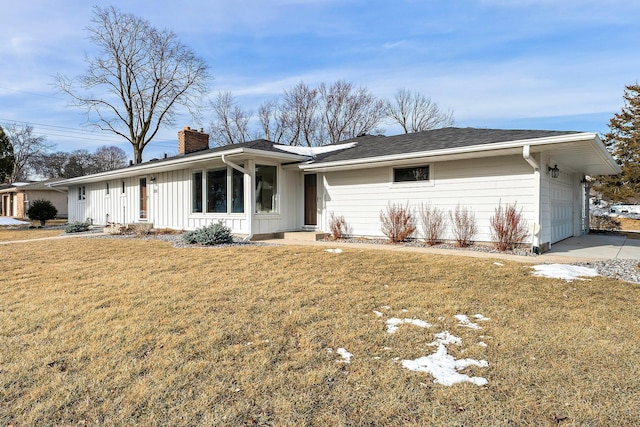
[1,0,639,161]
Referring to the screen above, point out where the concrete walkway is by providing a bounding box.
[2,232,637,264]
[260,233,640,264]
[544,233,640,261]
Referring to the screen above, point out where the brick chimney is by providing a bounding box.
[178,126,209,154]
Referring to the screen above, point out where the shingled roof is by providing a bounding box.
[310,127,581,164]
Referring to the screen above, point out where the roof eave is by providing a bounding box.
[298,132,609,171]
[50,147,308,186]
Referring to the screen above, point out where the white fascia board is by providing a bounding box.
[50,147,307,186]
[297,133,599,171]
[588,135,621,174]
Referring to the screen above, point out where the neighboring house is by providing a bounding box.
[0,179,69,219]
[51,126,620,252]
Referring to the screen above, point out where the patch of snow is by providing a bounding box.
[493,262,504,266]
[373,310,383,317]
[336,347,353,363]
[386,317,432,333]
[402,344,488,386]
[325,248,343,253]
[455,314,482,330]
[477,342,488,347]
[473,314,490,321]
[0,217,30,226]
[531,264,599,281]
[275,142,357,156]
[381,305,391,310]
[428,331,462,347]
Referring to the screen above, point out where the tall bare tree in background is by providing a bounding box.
[259,80,384,146]
[209,91,252,146]
[32,145,128,179]
[386,88,454,133]
[320,80,385,144]
[258,99,288,144]
[212,82,453,146]
[56,6,210,163]
[5,123,52,182]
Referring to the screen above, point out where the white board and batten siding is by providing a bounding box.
[68,161,301,235]
[321,155,537,243]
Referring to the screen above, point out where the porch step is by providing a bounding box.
[282,231,330,241]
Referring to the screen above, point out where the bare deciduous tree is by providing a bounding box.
[254,80,385,146]
[258,98,287,144]
[93,145,128,172]
[209,91,252,146]
[386,88,454,133]
[32,146,128,178]
[282,82,322,146]
[320,80,385,144]
[56,6,211,163]
[5,123,52,182]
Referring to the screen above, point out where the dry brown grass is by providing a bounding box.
[1,238,639,426]
[618,217,640,231]
[0,227,63,242]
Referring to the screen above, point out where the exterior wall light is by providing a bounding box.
[548,164,559,179]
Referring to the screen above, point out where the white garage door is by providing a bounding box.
[550,175,574,243]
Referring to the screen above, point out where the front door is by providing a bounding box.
[139,177,147,220]
[304,174,317,226]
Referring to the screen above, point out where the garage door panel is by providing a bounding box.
[550,175,573,244]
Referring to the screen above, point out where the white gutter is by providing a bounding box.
[522,144,539,170]
[222,154,253,241]
[298,133,597,171]
[523,144,541,253]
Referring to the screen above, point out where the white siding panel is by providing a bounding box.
[322,156,536,243]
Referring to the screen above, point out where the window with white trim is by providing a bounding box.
[191,166,244,214]
[393,166,430,183]
[77,186,86,201]
[255,165,277,213]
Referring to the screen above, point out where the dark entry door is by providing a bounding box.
[304,174,317,226]
[139,178,147,219]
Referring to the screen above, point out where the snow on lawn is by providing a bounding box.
[385,317,432,333]
[0,217,30,226]
[428,331,462,347]
[336,348,353,363]
[531,264,599,281]
[324,248,343,254]
[454,314,487,330]
[402,344,489,386]
[327,347,353,363]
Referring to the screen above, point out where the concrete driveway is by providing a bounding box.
[544,233,640,260]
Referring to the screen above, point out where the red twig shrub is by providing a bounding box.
[329,212,350,239]
[490,201,529,251]
[418,203,446,245]
[380,202,416,243]
[449,204,477,247]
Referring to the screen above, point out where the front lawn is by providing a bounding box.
[1,238,638,426]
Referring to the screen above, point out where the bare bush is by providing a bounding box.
[418,203,446,245]
[329,212,350,240]
[490,202,529,251]
[380,203,416,243]
[449,204,477,247]
[590,214,621,232]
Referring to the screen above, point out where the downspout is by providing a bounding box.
[222,154,253,241]
[523,145,541,253]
